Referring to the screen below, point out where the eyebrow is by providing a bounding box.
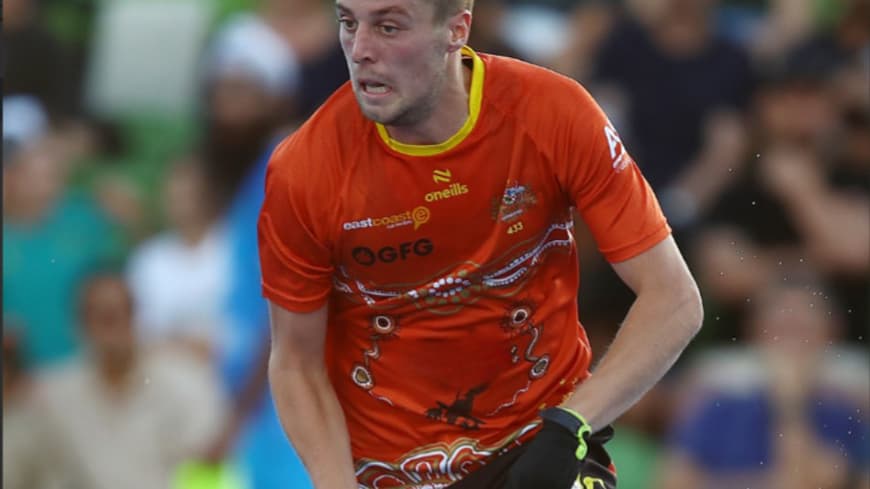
[335,2,412,19]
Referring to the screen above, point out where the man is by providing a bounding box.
[657,279,869,489]
[29,272,227,489]
[257,1,703,487]
[3,97,126,369]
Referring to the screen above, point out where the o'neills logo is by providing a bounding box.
[424,183,469,202]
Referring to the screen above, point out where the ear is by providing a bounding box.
[445,10,472,53]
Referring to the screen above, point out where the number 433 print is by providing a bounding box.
[507,221,524,235]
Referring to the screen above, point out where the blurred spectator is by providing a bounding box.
[828,108,870,205]
[791,0,870,119]
[758,145,869,278]
[205,9,300,101]
[758,144,870,341]
[28,272,227,489]
[228,0,348,122]
[656,279,869,489]
[2,329,52,489]
[607,384,673,489]
[467,0,523,59]
[3,0,79,120]
[785,0,869,79]
[213,135,313,489]
[262,0,349,118]
[550,1,618,81]
[294,43,349,120]
[200,0,349,208]
[744,0,818,63]
[753,62,839,149]
[201,7,300,208]
[694,55,869,338]
[657,108,751,231]
[126,153,229,361]
[499,0,572,64]
[2,95,49,160]
[194,4,347,479]
[3,97,126,369]
[690,226,778,340]
[592,0,754,192]
[50,117,146,239]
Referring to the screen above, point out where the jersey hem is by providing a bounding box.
[261,281,329,313]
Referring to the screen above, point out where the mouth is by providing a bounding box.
[358,79,393,97]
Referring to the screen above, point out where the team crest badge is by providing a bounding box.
[492,182,537,223]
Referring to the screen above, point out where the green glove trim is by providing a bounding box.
[540,407,592,461]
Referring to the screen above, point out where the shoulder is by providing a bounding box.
[270,82,361,170]
[484,54,590,107]
[266,82,364,193]
[682,347,767,394]
[129,233,177,261]
[818,346,870,400]
[144,350,226,402]
[126,233,179,278]
[33,359,89,403]
[710,35,751,61]
[482,54,601,132]
[59,190,115,225]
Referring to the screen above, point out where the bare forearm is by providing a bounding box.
[785,193,870,272]
[269,363,358,488]
[564,289,702,431]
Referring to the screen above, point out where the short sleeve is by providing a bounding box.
[257,139,334,312]
[557,84,670,263]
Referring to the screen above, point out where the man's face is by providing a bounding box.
[165,159,210,230]
[337,0,453,126]
[3,139,67,219]
[750,287,836,355]
[81,276,135,360]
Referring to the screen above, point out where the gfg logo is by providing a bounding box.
[352,239,434,266]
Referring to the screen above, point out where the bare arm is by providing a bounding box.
[268,301,358,488]
[760,149,870,275]
[660,110,749,228]
[564,236,703,430]
[776,185,870,274]
[203,338,272,463]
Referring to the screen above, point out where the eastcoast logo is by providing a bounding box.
[343,206,430,231]
[424,183,469,202]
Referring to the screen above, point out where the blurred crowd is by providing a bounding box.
[3,0,868,488]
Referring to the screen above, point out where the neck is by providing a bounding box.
[96,353,136,393]
[385,52,472,146]
[178,220,212,247]
[3,193,52,225]
[3,376,28,406]
[652,14,710,58]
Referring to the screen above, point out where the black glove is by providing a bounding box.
[504,407,592,489]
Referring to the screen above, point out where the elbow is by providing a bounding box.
[683,278,704,338]
[661,270,704,340]
[268,347,328,383]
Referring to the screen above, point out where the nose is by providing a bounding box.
[350,25,376,64]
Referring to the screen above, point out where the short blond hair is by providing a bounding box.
[434,0,474,22]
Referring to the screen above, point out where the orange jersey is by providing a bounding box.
[258,47,670,488]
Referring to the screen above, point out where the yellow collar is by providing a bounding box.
[376,45,484,157]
